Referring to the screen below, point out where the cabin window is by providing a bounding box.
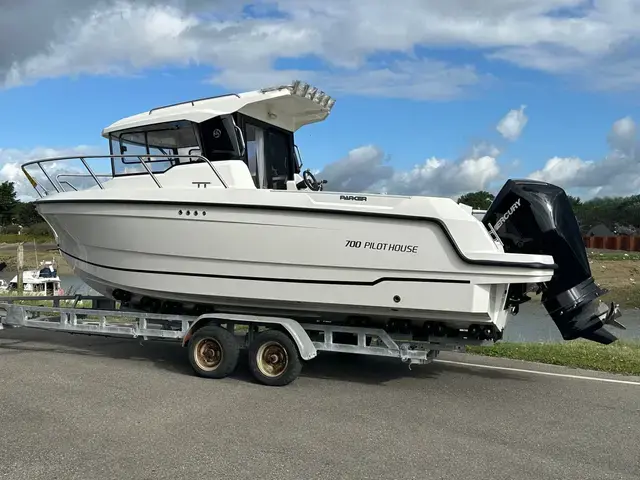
[246,124,267,188]
[119,132,174,174]
[241,117,294,190]
[265,129,291,190]
[109,121,201,177]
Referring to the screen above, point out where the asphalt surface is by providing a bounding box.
[0,328,638,480]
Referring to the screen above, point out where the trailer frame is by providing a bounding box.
[0,295,486,386]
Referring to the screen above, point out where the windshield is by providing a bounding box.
[109,120,202,176]
[108,116,245,176]
[294,144,303,173]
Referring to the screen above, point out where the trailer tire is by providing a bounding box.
[188,325,239,379]
[248,329,302,386]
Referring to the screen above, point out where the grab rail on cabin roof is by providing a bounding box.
[20,154,229,197]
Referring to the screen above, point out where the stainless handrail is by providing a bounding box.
[56,173,113,180]
[79,157,106,189]
[21,154,229,197]
[59,181,77,191]
[55,174,115,192]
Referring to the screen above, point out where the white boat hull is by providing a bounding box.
[37,188,555,335]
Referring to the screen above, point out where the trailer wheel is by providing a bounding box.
[248,329,302,386]
[188,325,239,379]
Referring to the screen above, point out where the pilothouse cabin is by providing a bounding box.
[100,81,335,191]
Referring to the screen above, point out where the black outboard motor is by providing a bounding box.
[482,179,623,345]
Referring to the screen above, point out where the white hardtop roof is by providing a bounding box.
[101,80,336,137]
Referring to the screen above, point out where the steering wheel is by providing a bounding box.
[302,169,321,191]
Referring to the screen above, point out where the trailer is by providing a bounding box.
[0,295,486,386]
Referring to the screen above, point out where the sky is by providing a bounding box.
[1,0,640,201]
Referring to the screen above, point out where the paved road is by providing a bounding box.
[0,329,638,480]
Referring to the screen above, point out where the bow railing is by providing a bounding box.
[20,154,229,198]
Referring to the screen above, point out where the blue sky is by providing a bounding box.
[1,0,639,200]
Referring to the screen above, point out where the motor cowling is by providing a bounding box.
[482,179,622,345]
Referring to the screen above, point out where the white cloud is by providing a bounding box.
[3,3,202,88]
[383,155,501,197]
[527,115,640,197]
[2,0,640,96]
[608,115,637,154]
[316,145,394,193]
[211,59,486,101]
[0,146,105,201]
[496,105,528,141]
[470,142,502,159]
[316,114,639,200]
[318,143,502,198]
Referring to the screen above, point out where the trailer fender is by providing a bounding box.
[181,313,318,361]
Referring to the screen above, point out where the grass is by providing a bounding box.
[0,290,94,308]
[587,253,640,309]
[467,340,640,376]
[467,250,640,374]
[0,234,55,244]
[587,250,640,261]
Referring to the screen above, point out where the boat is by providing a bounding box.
[19,80,624,346]
[2,259,64,296]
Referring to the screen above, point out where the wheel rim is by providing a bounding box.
[256,341,288,378]
[194,337,223,371]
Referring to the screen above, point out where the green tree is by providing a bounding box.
[13,202,42,227]
[454,189,640,233]
[567,195,582,209]
[0,181,18,226]
[25,222,53,237]
[457,191,495,210]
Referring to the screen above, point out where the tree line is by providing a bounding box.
[0,181,52,237]
[457,190,640,235]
